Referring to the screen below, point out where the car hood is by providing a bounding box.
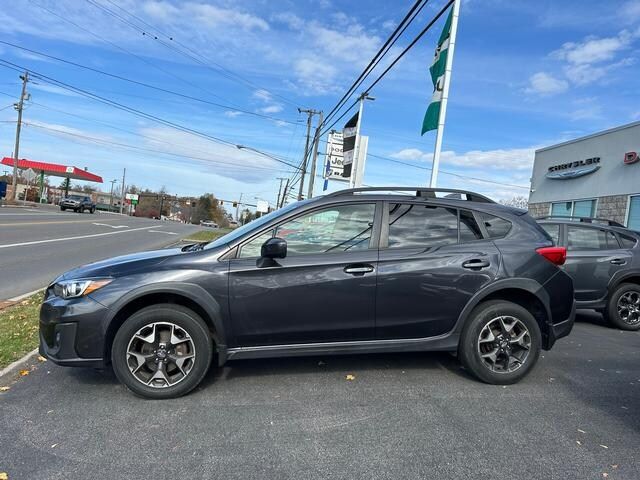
[59,248,185,280]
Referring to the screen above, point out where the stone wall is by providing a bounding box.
[527,202,550,219]
[596,195,629,225]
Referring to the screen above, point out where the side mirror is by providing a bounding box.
[261,237,287,259]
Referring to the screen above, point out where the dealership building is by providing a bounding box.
[528,121,640,230]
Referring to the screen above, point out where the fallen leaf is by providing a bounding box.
[577,429,586,434]
[37,356,47,362]
[611,465,618,469]
[345,374,355,381]
[18,370,29,376]
[46,410,53,414]
[51,444,57,449]
[0,386,10,392]
[600,445,609,449]
[602,473,609,478]
[0,472,8,480]
[576,440,582,446]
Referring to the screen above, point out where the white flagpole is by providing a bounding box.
[349,93,366,188]
[429,0,461,188]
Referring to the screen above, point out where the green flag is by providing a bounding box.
[421,8,453,135]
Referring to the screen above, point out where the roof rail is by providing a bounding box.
[535,215,625,227]
[324,187,496,203]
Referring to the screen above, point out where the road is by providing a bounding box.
[0,205,202,300]
[1,312,639,480]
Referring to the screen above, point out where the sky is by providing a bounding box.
[0,0,639,211]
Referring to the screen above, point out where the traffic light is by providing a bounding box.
[233,202,237,207]
[220,200,224,205]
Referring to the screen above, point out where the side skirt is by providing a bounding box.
[226,333,460,362]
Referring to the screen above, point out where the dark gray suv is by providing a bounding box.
[537,216,640,330]
[40,188,575,399]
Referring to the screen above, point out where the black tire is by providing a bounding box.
[458,300,541,385]
[605,283,640,331]
[111,304,213,399]
[80,206,85,213]
[60,206,65,211]
[90,206,96,214]
[74,208,79,213]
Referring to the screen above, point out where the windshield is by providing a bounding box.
[204,201,308,249]
[68,195,84,200]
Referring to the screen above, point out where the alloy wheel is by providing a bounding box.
[126,322,196,388]
[477,315,531,373]
[617,291,640,325]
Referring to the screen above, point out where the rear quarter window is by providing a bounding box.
[619,234,638,249]
[479,213,512,238]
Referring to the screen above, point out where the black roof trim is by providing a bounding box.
[324,187,496,204]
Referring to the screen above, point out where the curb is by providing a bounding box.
[0,348,39,379]
[9,288,45,302]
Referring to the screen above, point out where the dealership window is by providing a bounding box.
[628,195,640,231]
[550,199,596,218]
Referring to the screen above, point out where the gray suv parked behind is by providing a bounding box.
[537,216,640,330]
[40,188,576,399]
[59,195,96,213]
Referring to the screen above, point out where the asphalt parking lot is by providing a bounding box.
[1,311,638,480]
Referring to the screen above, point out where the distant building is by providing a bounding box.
[528,121,640,230]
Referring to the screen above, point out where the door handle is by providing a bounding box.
[610,258,627,265]
[344,264,374,275]
[462,259,490,270]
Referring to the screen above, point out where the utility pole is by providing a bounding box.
[276,177,286,209]
[235,193,243,222]
[109,179,117,211]
[307,110,324,199]
[297,108,320,201]
[119,168,126,214]
[280,178,290,208]
[10,71,29,202]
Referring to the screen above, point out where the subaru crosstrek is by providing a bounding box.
[40,187,576,399]
[537,216,640,330]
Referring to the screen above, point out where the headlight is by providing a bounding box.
[54,278,113,299]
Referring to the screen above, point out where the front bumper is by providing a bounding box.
[39,292,108,368]
[59,202,80,208]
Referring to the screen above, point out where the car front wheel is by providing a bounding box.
[458,300,541,385]
[606,283,640,331]
[111,304,213,399]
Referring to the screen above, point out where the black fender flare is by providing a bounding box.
[608,268,640,293]
[452,278,551,335]
[103,281,227,359]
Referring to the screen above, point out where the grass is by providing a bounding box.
[182,228,232,243]
[0,292,43,369]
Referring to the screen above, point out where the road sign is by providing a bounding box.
[256,200,269,213]
[125,193,139,201]
[323,132,348,182]
[131,199,138,205]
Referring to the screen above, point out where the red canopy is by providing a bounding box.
[2,157,103,183]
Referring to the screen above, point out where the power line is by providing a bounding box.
[0,40,300,126]
[94,0,302,108]
[322,0,429,127]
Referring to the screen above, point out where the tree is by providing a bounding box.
[499,195,529,210]
[190,193,229,226]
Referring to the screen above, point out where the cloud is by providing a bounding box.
[294,56,340,94]
[183,3,269,31]
[272,12,304,30]
[29,83,82,97]
[551,30,636,65]
[259,105,283,114]
[141,1,179,21]
[388,147,536,172]
[224,110,242,118]
[252,89,273,102]
[525,72,569,95]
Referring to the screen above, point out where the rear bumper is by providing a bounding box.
[546,299,576,349]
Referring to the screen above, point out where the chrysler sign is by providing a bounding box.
[546,157,600,180]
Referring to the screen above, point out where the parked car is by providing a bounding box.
[537,216,640,330]
[40,187,575,399]
[59,195,96,213]
[200,220,219,228]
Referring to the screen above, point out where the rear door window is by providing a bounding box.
[567,226,618,250]
[388,204,459,248]
[459,210,483,243]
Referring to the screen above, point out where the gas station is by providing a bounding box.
[1,157,103,203]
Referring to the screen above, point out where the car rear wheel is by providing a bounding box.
[90,206,96,214]
[60,206,65,211]
[111,304,213,399]
[80,206,85,213]
[458,300,541,385]
[606,283,640,331]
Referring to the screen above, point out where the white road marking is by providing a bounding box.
[92,222,129,229]
[0,225,161,249]
[149,230,178,235]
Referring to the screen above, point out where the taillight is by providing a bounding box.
[536,246,567,266]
